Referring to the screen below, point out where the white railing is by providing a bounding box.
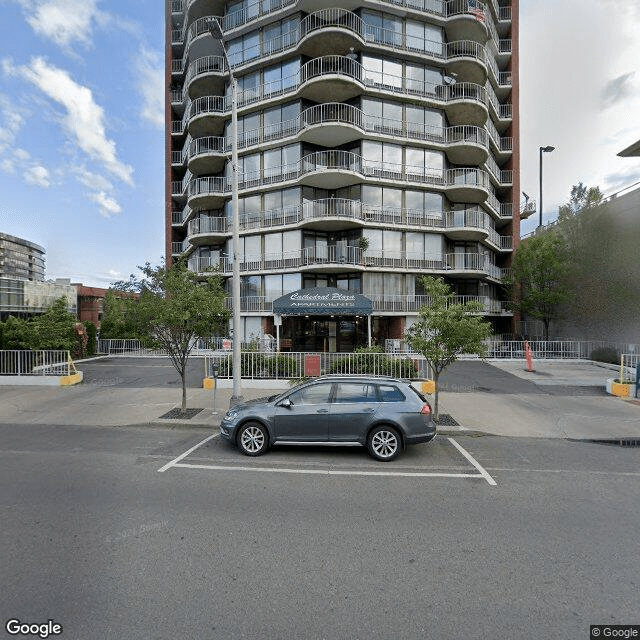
[185,152,490,203]
[186,55,493,119]
[621,354,639,385]
[188,250,502,278]
[203,351,428,380]
[195,102,490,153]
[223,295,510,314]
[0,350,73,376]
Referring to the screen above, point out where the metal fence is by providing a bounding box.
[385,339,640,360]
[0,350,74,376]
[204,352,431,381]
[621,354,639,384]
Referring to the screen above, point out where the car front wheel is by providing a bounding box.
[237,422,269,456]
[367,425,401,462]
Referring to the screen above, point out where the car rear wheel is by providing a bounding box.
[367,425,401,462]
[237,422,269,456]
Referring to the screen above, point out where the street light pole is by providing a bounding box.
[208,18,242,403]
[538,145,555,228]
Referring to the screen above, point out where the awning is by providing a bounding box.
[273,287,373,316]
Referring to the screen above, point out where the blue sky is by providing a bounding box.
[0,0,164,287]
[1,0,639,286]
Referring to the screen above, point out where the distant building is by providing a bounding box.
[0,232,45,281]
[0,233,76,319]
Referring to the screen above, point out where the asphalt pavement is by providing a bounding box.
[0,357,638,439]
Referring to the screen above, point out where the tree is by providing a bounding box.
[0,316,31,350]
[30,297,77,351]
[405,276,493,422]
[115,260,229,413]
[557,182,605,257]
[507,233,573,340]
[100,290,139,339]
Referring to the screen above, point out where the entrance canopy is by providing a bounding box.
[273,287,373,316]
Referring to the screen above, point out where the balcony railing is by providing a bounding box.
[184,152,490,202]
[220,294,510,314]
[188,249,502,278]
[186,56,499,121]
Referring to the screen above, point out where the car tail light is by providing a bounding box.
[421,403,432,415]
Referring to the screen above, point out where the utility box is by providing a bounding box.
[304,354,321,377]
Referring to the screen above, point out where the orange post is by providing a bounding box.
[525,340,535,372]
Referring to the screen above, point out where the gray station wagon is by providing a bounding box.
[220,376,436,461]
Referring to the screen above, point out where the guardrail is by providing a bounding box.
[0,350,74,376]
[203,351,430,380]
[621,354,639,385]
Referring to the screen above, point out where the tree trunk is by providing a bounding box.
[180,368,187,413]
[543,318,550,341]
[433,372,440,424]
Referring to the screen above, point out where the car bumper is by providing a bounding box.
[405,429,436,445]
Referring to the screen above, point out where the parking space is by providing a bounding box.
[157,433,497,485]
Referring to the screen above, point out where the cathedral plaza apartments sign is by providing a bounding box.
[273,287,373,316]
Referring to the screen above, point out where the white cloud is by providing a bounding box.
[136,47,164,128]
[0,93,52,186]
[24,164,51,187]
[16,0,109,51]
[520,0,640,233]
[6,56,134,185]
[89,190,122,218]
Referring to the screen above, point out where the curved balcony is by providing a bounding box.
[187,215,228,244]
[445,0,489,44]
[187,176,229,210]
[187,136,227,174]
[182,201,510,244]
[182,154,491,207]
[185,57,490,135]
[188,249,500,278]
[185,55,226,99]
[189,96,226,138]
[221,294,510,315]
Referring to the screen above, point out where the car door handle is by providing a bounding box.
[362,407,375,413]
[317,409,329,414]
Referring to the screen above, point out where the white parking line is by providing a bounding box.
[157,434,218,473]
[157,434,497,485]
[447,437,497,486]
[172,462,486,480]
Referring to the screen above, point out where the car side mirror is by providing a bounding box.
[279,398,293,408]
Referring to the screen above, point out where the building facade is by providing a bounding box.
[166,0,521,350]
[0,232,45,282]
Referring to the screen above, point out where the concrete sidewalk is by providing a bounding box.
[0,360,638,438]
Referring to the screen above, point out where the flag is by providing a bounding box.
[468,0,485,22]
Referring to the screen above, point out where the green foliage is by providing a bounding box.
[83,321,98,356]
[590,347,620,365]
[30,297,77,351]
[99,290,139,339]
[507,232,573,340]
[112,260,229,412]
[327,346,418,378]
[0,316,32,349]
[405,276,493,421]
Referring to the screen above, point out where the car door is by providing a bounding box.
[273,382,333,441]
[329,382,380,442]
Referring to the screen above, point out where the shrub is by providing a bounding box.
[83,321,98,356]
[328,346,418,379]
[590,347,620,365]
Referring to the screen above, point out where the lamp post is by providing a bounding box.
[207,18,242,403]
[538,145,555,228]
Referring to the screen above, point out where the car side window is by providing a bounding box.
[334,383,377,403]
[287,383,332,405]
[378,385,406,402]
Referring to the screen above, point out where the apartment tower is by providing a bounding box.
[166,0,522,351]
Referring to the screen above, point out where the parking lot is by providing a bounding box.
[157,433,498,485]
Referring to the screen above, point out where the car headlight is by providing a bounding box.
[225,409,239,421]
